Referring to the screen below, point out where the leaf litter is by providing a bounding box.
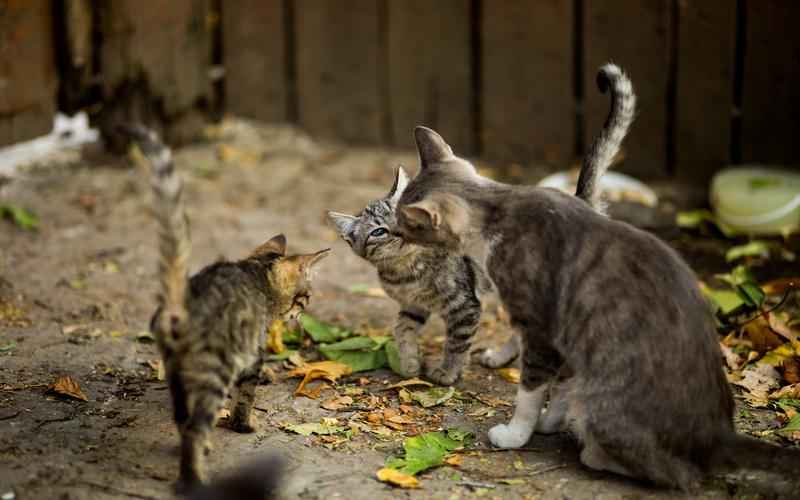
[47,376,88,402]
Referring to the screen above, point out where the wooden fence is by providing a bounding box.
[1,0,799,183]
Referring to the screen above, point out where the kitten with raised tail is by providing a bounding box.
[124,126,330,492]
[393,64,800,490]
[327,169,495,385]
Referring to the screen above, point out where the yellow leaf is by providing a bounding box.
[287,361,352,398]
[321,395,353,411]
[48,376,88,402]
[267,319,286,354]
[386,377,434,391]
[496,367,521,384]
[770,383,800,400]
[376,468,419,489]
[444,454,463,466]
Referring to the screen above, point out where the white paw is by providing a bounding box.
[488,423,530,449]
[479,349,509,368]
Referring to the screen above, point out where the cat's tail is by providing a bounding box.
[574,63,636,214]
[710,432,800,479]
[187,455,284,500]
[122,125,190,342]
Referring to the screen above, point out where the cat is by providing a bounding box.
[391,64,800,489]
[326,64,634,385]
[188,455,283,500]
[327,168,499,385]
[124,125,330,492]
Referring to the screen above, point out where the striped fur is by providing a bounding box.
[328,168,495,385]
[575,64,637,214]
[128,126,329,492]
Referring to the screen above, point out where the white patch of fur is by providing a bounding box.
[488,385,547,448]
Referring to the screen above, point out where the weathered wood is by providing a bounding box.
[584,0,671,177]
[387,0,474,154]
[294,0,384,145]
[96,0,212,150]
[741,0,800,166]
[674,0,735,182]
[482,0,574,166]
[223,0,287,123]
[0,0,57,146]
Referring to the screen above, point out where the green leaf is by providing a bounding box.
[282,328,303,345]
[0,341,17,353]
[0,205,39,230]
[386,429,474,476]
[703,288,745,316]
[676,210,714,229]
[347,284,371,293]
[319,336,388,372]
[385,340,404,375]
[266,349,297,361]
[298,314,352,343]
[726,241,771,262]
[736,282,766,308]
[778,413,800,434]
[284,421,347,436]
[410,386,456,408]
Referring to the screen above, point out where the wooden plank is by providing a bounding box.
[223,0,287,123]
[387,0,474,154]
[0,0,57,146]
[584,0,670,178]
[674,0,735,182]
[294,0,384,145]
[482,0,574,166]
[741,0,800,166]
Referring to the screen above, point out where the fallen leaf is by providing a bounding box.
[719,342,743,371]
[744,317,783,354]
[398,388,412,403]
[288,361,352,398]
[267,319,286,354]
[318,336,390,372]
[48,376,88,401]
[136,331,155,343]
[386,429,474,476]
[732,364,782,407]
[299,314,352,343]
[770,383,800,400]
[0,341,16,353]
[474,394,512,408]
[284,420,347,436]
[726,241,771,262]
[759,342,799,367]
[496,367,520,384]
[762,278,800,296]
[386,378,434,391]
[769,313,799,342]
[410,386,456,408]
[347,284,388,298]
[266,349,297,361]
[287,352,306,367]
[385,340,403,375]
[444,454,463,466]
[0,299,31,327]
[0,204,38,230]
[321,395,353,411]
[498,478,526,485]
[701,286,745,316]
[376,468,419,489]
[777,414,800,435]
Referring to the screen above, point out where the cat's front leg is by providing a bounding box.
[488,383,548,448]
[393,308,430,377]
[229,364,260,434]
[427,296,481,385]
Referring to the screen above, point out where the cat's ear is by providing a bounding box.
[326,211,357,237]
[400,193,469,236]
[400,200,441,230]
[251,233,287,257]
[414,126,453,168]
[386,166,409,205]
[297,248,332,271]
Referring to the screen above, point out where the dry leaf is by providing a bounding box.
[445,454,463,466]
[48,376,88,402]
[768,313,799,342]
[321,395,353,411]
[386,377,434,391]
[288,361,352,398]
[475,394,512,407]
[398,388,412,403]
[732,364,782,407]
[288,352,306,367]
[744,317,784,354]
[376,468,419,489]
[496,367,521,384]
[761,278,800,296]
[719,342,743,371]
[784,359,800,384]
[770,383,800,400]
[386,414,414,425]
[267,319,286,354]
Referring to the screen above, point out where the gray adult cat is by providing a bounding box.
[393,64,800,489]
[327,64,635,385]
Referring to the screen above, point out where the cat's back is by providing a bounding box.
[187,260,264,316]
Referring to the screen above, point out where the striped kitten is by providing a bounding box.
[127,126,330,491]
[327,169,501,385]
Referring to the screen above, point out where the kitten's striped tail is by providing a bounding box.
[575,64,636,214]
[123,125,190,341]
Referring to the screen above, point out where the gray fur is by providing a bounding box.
[328,167,496,385]
[392,66,800,489]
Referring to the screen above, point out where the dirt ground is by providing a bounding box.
[1,120,798,500]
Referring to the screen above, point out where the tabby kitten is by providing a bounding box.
[394,65,800,489]
[327,168,496,385]
[126,126,330,491]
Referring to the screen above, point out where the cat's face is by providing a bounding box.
[328,167,417,263]
[253,234,331,319]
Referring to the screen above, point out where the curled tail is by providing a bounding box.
[123,125,190,342]
[711,432,800,480]
[575,63,636,214]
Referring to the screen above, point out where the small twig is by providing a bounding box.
[0,410,20,421]
[725,288,793,330]
[71,480,159,500]
[529,463,567,476]
[458,479,496,490]
[462,446,546,453]
[254,406,271,414]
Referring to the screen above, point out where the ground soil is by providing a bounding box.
[1,120,798,500]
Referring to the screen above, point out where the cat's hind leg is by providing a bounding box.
[177,387,227,492]
[478,332,519,368]
[536,382,569,435]
[393,308,430,378]
[229,362,261,434]
[488,384,547,448]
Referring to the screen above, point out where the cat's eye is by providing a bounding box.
[369,227,388,238]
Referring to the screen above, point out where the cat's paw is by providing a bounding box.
[228,415,256,434]
[478,348,515,368]
[398,357,421,378]
[425,365,460,386]
[488,423,531,449]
